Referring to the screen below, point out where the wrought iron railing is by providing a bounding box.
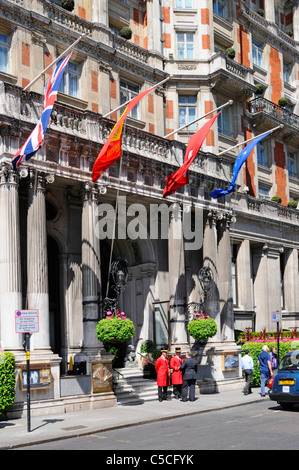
[249,97,299,130]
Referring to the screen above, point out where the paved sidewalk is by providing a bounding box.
[0,390,269,449]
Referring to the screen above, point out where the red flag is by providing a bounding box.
[163,113,220,198]
[92,85,157,183]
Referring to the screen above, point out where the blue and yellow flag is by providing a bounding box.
[210,131,271,199]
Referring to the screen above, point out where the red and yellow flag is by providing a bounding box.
[163,113,220,198]
[92,85,157,183]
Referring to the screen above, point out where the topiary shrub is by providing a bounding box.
[288,200,298,209]
[278,97,288,107]
[0,351,15,414]
[271,195,282,204]
[119,27,132,40]
[255,83,265,95]
[61,0,75,11]
[225,47,236,59]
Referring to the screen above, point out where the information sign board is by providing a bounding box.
[15,310,39,333]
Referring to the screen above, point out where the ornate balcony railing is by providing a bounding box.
[249,97,299,130]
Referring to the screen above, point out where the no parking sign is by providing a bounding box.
[15,310,39,333]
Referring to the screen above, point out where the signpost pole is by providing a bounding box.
[272,310,281,366]
[25,333,31,433]
[277,320,280,366]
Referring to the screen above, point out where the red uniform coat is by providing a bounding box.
[155,355,170,386]
[170,355,183,385]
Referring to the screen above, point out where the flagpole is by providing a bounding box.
[103,75,173,118]
[163,100,233,139]
[217,124,284,157]
[23,33,86,91]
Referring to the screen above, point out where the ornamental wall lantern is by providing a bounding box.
[198,266,213,303]
[103,257,128,315]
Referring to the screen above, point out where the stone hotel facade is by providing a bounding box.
[0,0,298,415]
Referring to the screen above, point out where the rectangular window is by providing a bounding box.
[59,61,80,98]
[283,61,292,84]
[177,32,194,59]
[258,185,270,200]
[179,96,196,130]
[257,141,268,167]
[252,38,263,68]
[176,0,192,7]
[287,151,297,178]
[218,105,232,137]
[120,80,141,120]
[0,33,9,73]
[213,0,227,19]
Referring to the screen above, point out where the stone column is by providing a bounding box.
[93,0,108,25]
[217,214,234,342]
[0,165,22,351]
[283,248,299,313]
[26,171,50,352]
[293,4,299,42]
[254,244,282,331]
[264,0,275,23]
[202,210,221,342]
[146,0,163,54]
[168,204,188,349]
[81,183,102,358]
[236,238,252,311]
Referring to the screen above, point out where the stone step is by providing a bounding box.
[113,367,161,405]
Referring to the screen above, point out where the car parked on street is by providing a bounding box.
[269,349,299,409]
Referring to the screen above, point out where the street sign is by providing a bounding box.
[272,311,281,323]
[15,310,39,333]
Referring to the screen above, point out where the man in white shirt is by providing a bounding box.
[241,349,254,395]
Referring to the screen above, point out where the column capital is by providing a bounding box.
[0,163,19,186]
[28,169,55,193]
[81,181,107,202]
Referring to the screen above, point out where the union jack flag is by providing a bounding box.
[12,52,72,169]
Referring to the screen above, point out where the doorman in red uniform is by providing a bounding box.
[155,349,170,402]
[170,347,183,399]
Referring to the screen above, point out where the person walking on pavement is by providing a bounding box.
[155,349,170,402]
[269,347,278,373]
[179,351,198,402]
[241,349,254,395]
[170,347,183,399]
[258,345,273,397]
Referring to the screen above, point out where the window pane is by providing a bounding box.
[69,73,78,98]
[187,43,194,59]
[0,33,8,43]
[0,45,8,73]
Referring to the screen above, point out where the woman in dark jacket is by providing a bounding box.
[179,351,198,402]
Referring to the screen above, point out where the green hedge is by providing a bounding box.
[0,351,15,413]
[241,342,293,387]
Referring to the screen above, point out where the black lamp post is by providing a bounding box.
[103,257,128,315]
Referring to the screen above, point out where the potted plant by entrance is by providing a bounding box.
[187,312,217,342]
[140,340,158,378]
[96,310,135,366]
